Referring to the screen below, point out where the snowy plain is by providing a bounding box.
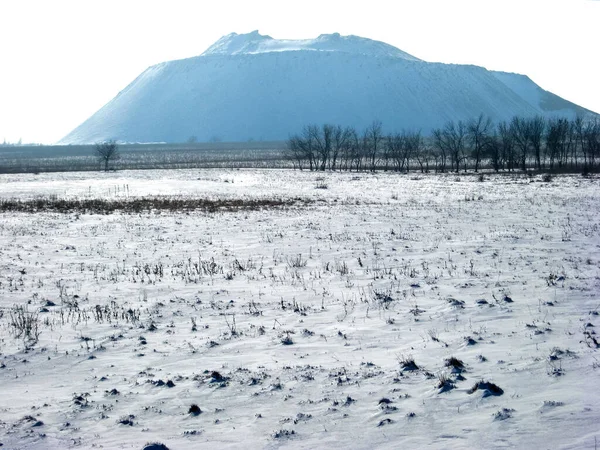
[0,169,599,449]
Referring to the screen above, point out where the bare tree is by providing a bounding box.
[497,121,515,171]
[582,117,600,171]
[387,133,404,172]
[561,119,576,168]
[287,125,319,170]
[529,116,545,170]
[438,120,466,172]
[339,127,357,171]
[365,120,383,171]
[431,128,449,172]
[308,126,322,170]
[545,118,570,170]
[510,117,530,171]
[381,134,392,171]
[487,133,502,172]
[330,126,348,171]
[467,114,493,172]
[385,130,421,173]
[415,141,432,173]
[95,140,120,172]
[345,127,362,172]
[307,124,331,171]
[404,131,422,172]
[573,116,600,171]
[286,135,306,170]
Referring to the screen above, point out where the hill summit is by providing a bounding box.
[202,31,422,60]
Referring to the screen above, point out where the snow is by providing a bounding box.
[0,169,599,449]
[202,31,421,60]
[59,32,595,145]
[492,71,588,118]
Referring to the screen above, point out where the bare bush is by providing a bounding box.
[9,306,41,344]
[287,254,308,268]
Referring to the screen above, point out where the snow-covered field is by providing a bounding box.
[0,169,599,449]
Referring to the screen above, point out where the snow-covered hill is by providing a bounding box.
[60,32,596,144]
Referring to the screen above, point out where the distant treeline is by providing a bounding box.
[2,116,599,174]
[286,115,600,173]
[0,141,288,174]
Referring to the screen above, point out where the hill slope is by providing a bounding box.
[60,32,596,144]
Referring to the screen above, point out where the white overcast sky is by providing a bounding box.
[0,0,598,144]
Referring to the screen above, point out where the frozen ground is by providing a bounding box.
[0,169,599,449]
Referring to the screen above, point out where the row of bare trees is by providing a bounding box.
[287,115,600,173]
[287,121,423,172]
